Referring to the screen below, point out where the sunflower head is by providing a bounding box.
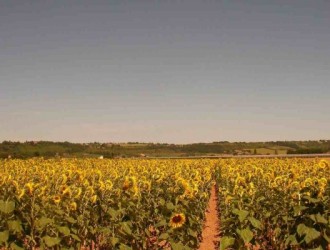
[318,160,329,169]
[319,178,327,188]
[303,178,313,188]
[291,191,299,200]
[225,195,233,205]
[25,182,34,195]
[74,188,82,199]
[169,213,186,229]
[90,195,97,204]
[142,180,151,192]
[105,180,113,191]
[122,177,131,191]
[69,201,77,211]
[53,195,61,204]
[61,186,72,197]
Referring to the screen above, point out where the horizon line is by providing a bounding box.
[1,138,329,145]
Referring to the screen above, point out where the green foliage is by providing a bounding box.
[217,158,330,249]
[220,236,235,250]
[0,158,215,249]
[1,140,329,158]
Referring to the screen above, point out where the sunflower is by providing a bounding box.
[142,180,151,192]
[225,195,233,205]
[90,195,97,204]
[122,177,131,191]
[169,213,186,228]
[319,178,327,188]
[61,174,68,184]
[235,176,246,187]
[290,181,300,189]
[69,201,77,211]
[53,195,61,204]
[318,188,325,198]
[132,185,140,198]
[105,180,113,191]
[318,160,329,169]
[25,182,34,195]
[303,178,313,188]
[61,185,72,197]
[74,188,82,199]
[291,191,300,200]
[98,181,105,191]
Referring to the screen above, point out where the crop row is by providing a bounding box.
[1,158,329,250]
[0,159,217,250]
[216,158,330,250]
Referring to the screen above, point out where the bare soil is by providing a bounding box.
[198,185,220,250]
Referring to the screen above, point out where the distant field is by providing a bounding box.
[1,140,329,159]
[247,147,290,155]
[246,147,288,155]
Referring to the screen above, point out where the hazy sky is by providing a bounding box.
[0,0,329,143]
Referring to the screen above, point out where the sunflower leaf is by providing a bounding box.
[220,236,235,250]
[0,230,9,244]
[237,228,253,243]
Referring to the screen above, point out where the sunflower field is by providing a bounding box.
[0,158,329,250]
[0,158,215,250]
[217,158,330,250]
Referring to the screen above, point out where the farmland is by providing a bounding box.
[1,140,330,159]
[217,158,330,249]
[0,158,329,249]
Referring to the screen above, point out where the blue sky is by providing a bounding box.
[0,0,329,143]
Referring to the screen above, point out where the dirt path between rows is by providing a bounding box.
[198,185,220,250]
